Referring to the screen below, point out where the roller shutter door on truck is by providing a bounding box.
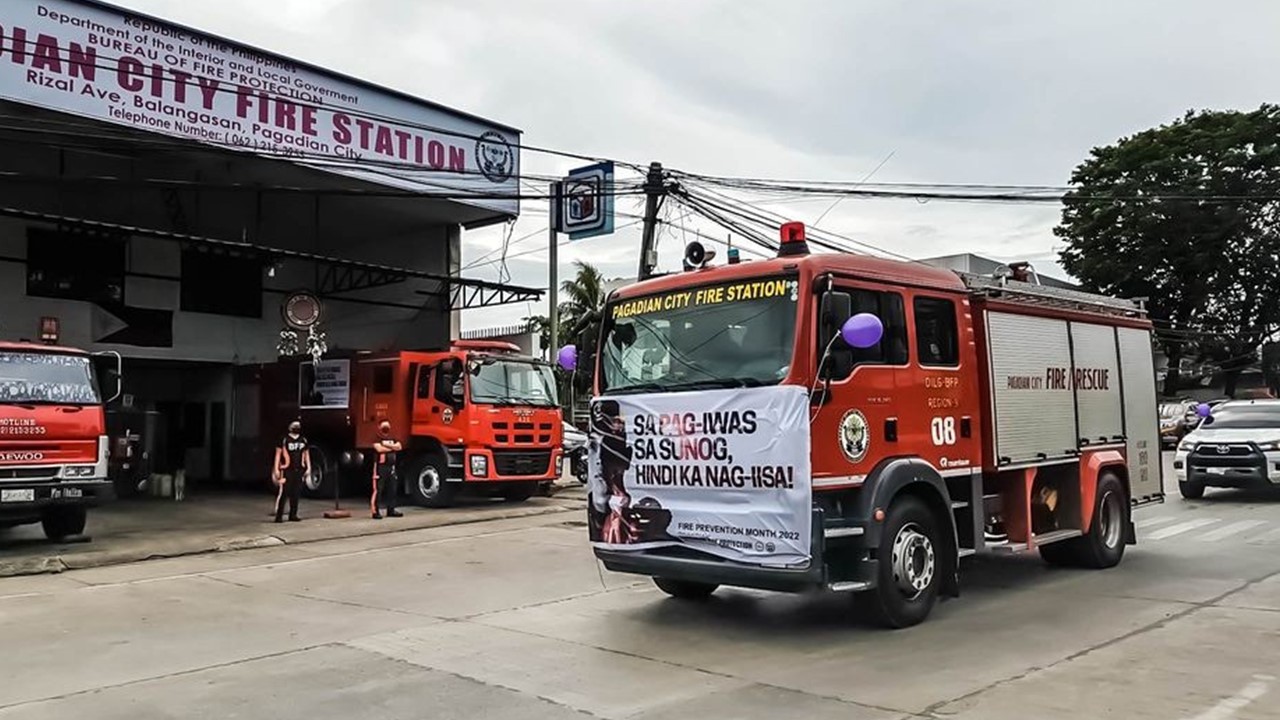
[1070,322,1124,447]
[985,312,1078,465]
[1117,327,1163,504]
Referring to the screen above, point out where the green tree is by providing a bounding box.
[1056,105,1280,397]
[525,260,608,411]
[526,260,607,354]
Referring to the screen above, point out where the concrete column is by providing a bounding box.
[447,223,462,341]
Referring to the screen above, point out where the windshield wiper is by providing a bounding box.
[479,396,556,407]
[670,377,767,391]
[611,377,767,395]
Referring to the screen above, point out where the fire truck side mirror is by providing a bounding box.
[93,351,123,404]
[818,291,855,381]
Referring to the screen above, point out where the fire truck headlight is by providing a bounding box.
[470,455,488,478]
[63,466,97,479]
[555,455,564,477]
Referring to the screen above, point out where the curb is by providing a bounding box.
[0,497,586,579]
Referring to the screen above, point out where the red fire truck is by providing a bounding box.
[0,342,119,540]
[241,341,563,507]
[583,223,1162,627]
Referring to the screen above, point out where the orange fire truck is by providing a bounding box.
[583,223,1162,627]
[0,341,119,540]
[245,340,563,507]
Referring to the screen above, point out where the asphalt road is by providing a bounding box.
[1,454,1278,719]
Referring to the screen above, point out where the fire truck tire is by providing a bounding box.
[407,453,455,508]
[1075,472,1128,569]
[1178,480,1205,500]
[301,445,337,499]
[41,506,87,541]
[500,482,538,502]
[653,578,719,600]
[1041,472,1128,568]
[858,496,942,629]
[1038,540,1079,567]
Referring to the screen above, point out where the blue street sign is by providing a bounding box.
[558,161,615,240]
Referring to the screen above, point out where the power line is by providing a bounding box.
[463,219,646,272]
[0,118,647,191]
[672,169,1280,205]
[0,168,647,202]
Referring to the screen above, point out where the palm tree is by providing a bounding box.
[524,261,606,417]
[559,260,605,344]
[524,260,606,354]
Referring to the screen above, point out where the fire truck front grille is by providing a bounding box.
[514,422,535,430]
[492,451,551,477]
[0,467,59,481]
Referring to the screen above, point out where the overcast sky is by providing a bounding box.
[118,0,1280,332]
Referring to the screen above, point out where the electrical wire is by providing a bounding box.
[0,168,647,201]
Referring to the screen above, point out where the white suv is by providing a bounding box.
[1173,399,1280,499]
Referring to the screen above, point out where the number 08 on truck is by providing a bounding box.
[579,223,1163,627]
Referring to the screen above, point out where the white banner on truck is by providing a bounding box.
[587,386,812,566]
[299,359,349,410]
[0,0,519,215]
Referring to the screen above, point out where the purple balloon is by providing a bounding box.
[557,344,578,372]
[841,313,884,349]
[1196,402,1212,418]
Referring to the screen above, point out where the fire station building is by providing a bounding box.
[0,0,537,485]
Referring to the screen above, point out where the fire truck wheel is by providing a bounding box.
[41,506,87,541]
[1038,540,1079,567]
[407,453,455,508]
[1075,472,1128,569]
[653,578,719,601]
[859,496,942,629]
[1178,480,1205,500]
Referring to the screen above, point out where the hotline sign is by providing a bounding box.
[557,161,615,241]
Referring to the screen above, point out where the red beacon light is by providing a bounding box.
[778,221,810,257]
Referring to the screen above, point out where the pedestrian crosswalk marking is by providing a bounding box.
[1136,515,1180,529]
[1198,520,1269,542]
[1146,518,1221,541]
[1249,527,1280,544]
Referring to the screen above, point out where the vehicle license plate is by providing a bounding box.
[1207,467,1228,476]
[1,489,35,503]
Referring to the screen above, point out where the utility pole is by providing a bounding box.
[637,161,666,281]
[549,181,561,358]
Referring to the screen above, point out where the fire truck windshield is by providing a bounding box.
[0,351,101,405]
[600,275,799,394]
[468,359,558,407]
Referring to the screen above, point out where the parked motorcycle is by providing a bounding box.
[563,421,588,484]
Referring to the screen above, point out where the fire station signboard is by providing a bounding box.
[0,0,520,215]
[587,386,812,566]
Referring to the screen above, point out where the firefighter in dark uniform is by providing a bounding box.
[273,421,310,523]
[371,420,404,519]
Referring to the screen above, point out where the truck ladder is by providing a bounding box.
[958,273,1146,319]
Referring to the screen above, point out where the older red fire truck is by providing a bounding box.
[583,223,1162,627]
[244,340,563,507]
[0,342,119,540]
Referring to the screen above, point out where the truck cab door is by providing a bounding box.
[412,365,435,425]
[811,284,910,487]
